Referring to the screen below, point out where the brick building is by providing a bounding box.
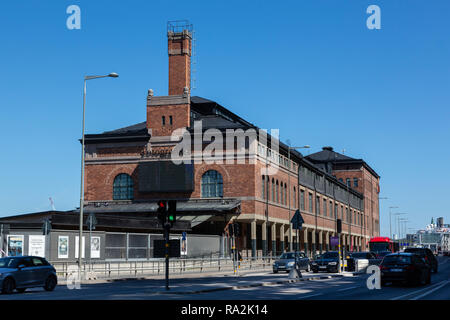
[81,23,380,258]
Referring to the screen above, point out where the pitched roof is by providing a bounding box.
[103,122,147,134]
[306,147,380,178]
[306,147,355,162]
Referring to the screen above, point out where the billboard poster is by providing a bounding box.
[330,236,339,247]
[7,235,24,256]
[58,236,69,259]
[28,235,46,257]
[75,236,85,259]
[90,236,100,258]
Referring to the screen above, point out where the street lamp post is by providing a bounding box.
[287,145,310,252]
[392,212,407,242]
[79,73,118,276]
[388,206,399,239]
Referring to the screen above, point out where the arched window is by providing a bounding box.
[272,179,275,202]
[276,180,279,203]
[280,182,283,204]
[113,173,134,200]
[262,175,265,199]
[293,187,296,208]
[285,184,287,205]
[201,170,223,198]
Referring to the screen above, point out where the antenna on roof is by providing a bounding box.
[342,149,346,154]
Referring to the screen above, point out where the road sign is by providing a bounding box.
[291,210,304,230]
[86,213,97,230]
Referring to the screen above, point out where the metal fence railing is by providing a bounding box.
[51,256,277,280]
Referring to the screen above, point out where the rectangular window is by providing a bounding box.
[169,116,173,125]
[293,188,297,208]
[353,178,358,187]
[300,190,305,210]
[162,116,166,126]
[308,193,313,212]
[323,199,327,217]
[316,196,320,215]
[262,176,265,200]
[346,178,351,187]
[330,202,333,219]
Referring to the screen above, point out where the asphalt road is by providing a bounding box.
[1,256,449,300]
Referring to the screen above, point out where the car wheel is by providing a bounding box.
[313,269,318,273]
[2,277,15,294]
[44,276,57,292]
[16,288,26,293]
[273,270,278,274]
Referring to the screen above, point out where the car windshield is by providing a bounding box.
[382,255,411,265]
[369,242,390,252]
[0,257,20,268]
[321,252,339,259]
[279,253,295,259]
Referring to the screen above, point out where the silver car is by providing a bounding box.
[0,256,58,294]
[273,252,310,273]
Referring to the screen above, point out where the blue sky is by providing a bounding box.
[0,0,449,237]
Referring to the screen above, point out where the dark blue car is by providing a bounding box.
[0,256,57,294]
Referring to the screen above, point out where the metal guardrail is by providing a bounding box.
[51,257,277,279]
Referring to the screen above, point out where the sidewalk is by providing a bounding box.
[58,269,361,295]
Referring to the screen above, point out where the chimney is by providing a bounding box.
[323,146,334,151]
[167,21,192,96]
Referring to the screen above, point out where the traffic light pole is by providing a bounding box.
[165,223,170,291]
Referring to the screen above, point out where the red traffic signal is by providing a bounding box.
[157,200,167,223]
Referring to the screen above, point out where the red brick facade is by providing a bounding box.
[83,26,379,257]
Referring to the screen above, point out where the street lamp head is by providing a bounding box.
[108,73,119,78]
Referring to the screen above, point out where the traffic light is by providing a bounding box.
[234,223,240,237]
[337,219,342,234]
[168,200,177,226]
[157,200,167,224]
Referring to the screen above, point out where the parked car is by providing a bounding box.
[0,256,58,294]
[273,252,310,273]
[380,252,431,286]
[310,251,340,273]
[346,252,378,271]
[403,247,438,273]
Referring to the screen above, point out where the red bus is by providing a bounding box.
[369,237,399,254]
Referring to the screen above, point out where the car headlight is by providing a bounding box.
[287,262,295,267]
[311,262,317,265]
[328,262,337,265]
